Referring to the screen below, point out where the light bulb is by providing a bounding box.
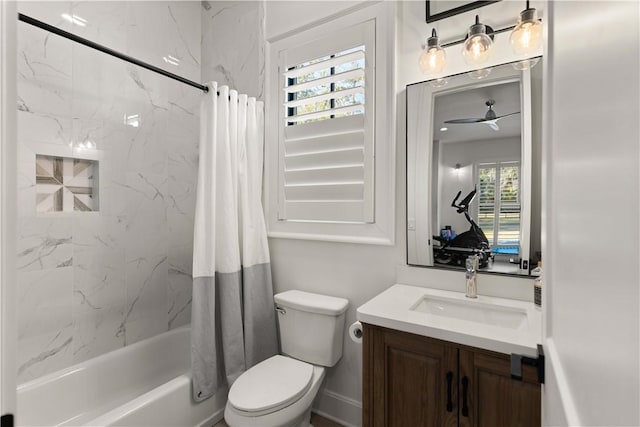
[419,29,446,75]
[510,7,542,55]
[462,16,493,66]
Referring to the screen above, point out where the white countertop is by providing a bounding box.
[357,284,542,357]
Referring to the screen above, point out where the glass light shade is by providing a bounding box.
[510,8,543,55]
[419,30,447,75]
[419,46,447,75]
[462,22,493,65]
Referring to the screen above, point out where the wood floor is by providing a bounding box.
[213,412,344,427]
[310,413,344,427]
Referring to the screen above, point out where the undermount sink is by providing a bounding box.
[357,284,541,357]
[410,295,527,330]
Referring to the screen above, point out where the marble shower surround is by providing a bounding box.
[16,1,201,383]
[201,1,264,99]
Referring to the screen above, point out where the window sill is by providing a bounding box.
[267,230,394,246]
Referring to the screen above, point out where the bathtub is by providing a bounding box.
[17,326,227,427]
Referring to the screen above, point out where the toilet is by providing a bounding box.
[224,290,349,427]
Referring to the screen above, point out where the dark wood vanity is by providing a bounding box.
[362,324,541,427]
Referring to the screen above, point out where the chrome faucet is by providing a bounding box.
[465,255,479,298]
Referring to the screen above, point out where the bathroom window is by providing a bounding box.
[477,161,521,250]
[285,45,365,126]
[278,25,373,225]
[265,2,395,244]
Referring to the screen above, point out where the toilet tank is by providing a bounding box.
[274,290,349,367]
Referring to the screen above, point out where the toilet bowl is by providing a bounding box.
[224,290,348,427]
[224,356,325,427]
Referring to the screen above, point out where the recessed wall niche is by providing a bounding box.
[35,155,99,213]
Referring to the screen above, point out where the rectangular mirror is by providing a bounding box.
[407,59,542,276]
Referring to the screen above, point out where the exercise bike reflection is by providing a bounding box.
[432,187,493,269]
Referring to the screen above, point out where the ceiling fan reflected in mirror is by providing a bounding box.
[444,100,520,131]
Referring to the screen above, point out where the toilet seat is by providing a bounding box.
[228,355,314,417]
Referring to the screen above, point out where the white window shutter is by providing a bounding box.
[277,21,375,224]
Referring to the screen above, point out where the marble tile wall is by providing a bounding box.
[16,1,201,383]
[201,1,264,99]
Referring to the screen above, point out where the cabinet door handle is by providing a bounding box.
[461,376,469,417]
[446,371,453,412]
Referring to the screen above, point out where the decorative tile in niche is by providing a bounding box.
[36,155,98,213]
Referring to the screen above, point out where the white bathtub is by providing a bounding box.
[17,326,227,427]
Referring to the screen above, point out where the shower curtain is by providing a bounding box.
[191,82,277,402]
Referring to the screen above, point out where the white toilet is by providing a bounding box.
[224,290,349,427]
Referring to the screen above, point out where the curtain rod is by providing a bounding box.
[18,13,211,94]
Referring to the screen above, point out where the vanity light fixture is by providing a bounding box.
[462,15,494,66]
[419,29,447,75]
[419,1,543,75]
[440,127,448,132]
[510,1,543,56]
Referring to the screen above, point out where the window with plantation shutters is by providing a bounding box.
[265,2,395,245]
[277,21,375,223]
[477,161,521,250]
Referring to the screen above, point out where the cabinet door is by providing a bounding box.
[363,325,458,427]
[459,349,541,427]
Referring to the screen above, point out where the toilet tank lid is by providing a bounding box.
[274,290,349,315]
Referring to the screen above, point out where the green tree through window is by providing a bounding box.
[286,46,365,125]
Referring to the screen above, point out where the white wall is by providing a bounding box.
[265,1,540,425]
[437,137,520,233]
[543,1,639,425]
[265,1,366,40]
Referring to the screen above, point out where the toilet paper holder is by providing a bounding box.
[353,327,362,339]
[349,321,363,343]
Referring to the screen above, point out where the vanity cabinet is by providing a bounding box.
[362,324,541,427]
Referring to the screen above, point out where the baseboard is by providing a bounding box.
[312,388,362,427]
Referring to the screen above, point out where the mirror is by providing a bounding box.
[407,59,542,276]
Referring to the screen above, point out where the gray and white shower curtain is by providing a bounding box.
[191,82,277,402]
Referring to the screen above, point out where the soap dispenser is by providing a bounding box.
[533,261,542,309]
